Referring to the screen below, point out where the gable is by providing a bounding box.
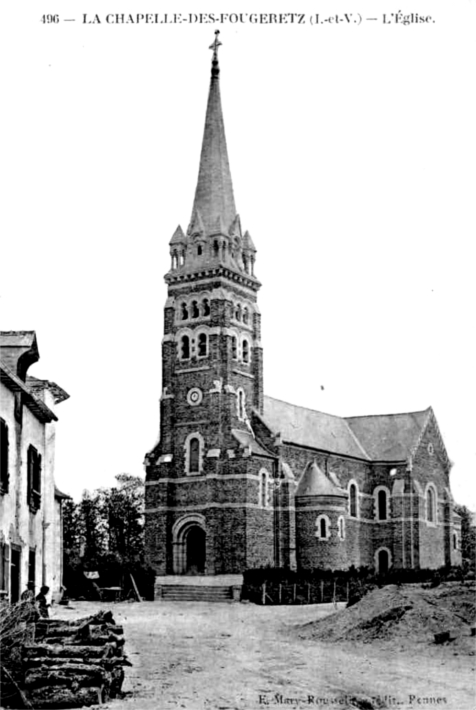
[345,409,430,462]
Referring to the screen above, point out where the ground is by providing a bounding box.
[50,586,475,710]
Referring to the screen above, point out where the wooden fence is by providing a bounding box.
[244,578,351,605]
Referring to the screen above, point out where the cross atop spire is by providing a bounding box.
[209,30,221,78]
[188,31,236,237]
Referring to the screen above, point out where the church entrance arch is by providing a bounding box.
[172,514,206,575]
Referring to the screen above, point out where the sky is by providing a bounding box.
[1,0,475,507]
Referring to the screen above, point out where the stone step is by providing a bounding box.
[160,585,233,602]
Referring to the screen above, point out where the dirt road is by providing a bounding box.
[54,601,475,710]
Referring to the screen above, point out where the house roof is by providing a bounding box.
[55,485,71,500]
[0,359,57,422]
[345,410,430,462]
[27,376,70,404]
[263,395,431,464]
[295,462,347,498]
[263,396,369,460]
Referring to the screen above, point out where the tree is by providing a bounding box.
[454,504,476,570]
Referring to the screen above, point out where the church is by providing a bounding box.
[144,34,461,584]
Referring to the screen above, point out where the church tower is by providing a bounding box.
[145,33,277,577]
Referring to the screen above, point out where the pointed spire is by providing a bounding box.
[189,31,236,237]
[187,209,205,237]
[169,225,186,245]
[243,230,256,252]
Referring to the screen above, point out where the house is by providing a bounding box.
[0,331,69,602]
[144,35,461,581]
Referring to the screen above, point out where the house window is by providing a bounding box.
[426,485,437,523]
[28,548,36,587]
[453,532,458,550]
[235,304,242,321]
[231,335,238,360]
[338,516,345,540]
[0,418,9,493]
[180,335,190,360]
[197,333,208,357]
[27,445,42,512]
[242,339,250,364]
[315,515,331,540]
[349,482,358,518]
[0,543,10,593]
[375,487,390,521]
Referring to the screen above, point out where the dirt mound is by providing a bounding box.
[297,583,476,648]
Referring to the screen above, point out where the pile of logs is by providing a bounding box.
[21,610,130,708]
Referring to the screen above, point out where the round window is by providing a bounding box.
[187,388,203,406]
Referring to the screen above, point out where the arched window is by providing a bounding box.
[180,335,190,360]
[181,303,189,321]
[243,307,249,325]
[237,389,246,420]
[243,255,248,273]
[426,485,437,523]
[374,487,390,521]
[197,245,203,256]
[349,483,358,518]
[213,240,219,257]
[315,515,331,540]
[260,470,268,508]
[235,304,242,321]
[172,251,178,270]
[198,333,208,358]
[231,335,238,360]
[192,301,200,319]
[453,532,458,550]
[202,298,210,317]
[242,339,250,364]
[189,438,200,474]
[184,432,204,475]
[179,250,185,266]
[338,516,345,540]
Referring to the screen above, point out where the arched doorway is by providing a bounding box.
[376,548,390,575]
[172,514,206,575]
[185,525,206,574]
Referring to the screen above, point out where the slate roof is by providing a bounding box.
[345,410,430,462]
[232,428,275,458]
[295,462,347,498]
[0,359,57,423]
[27,376,70,405]
[263,396,369,460]
[189,52,236,237]
[263,395,430,463]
